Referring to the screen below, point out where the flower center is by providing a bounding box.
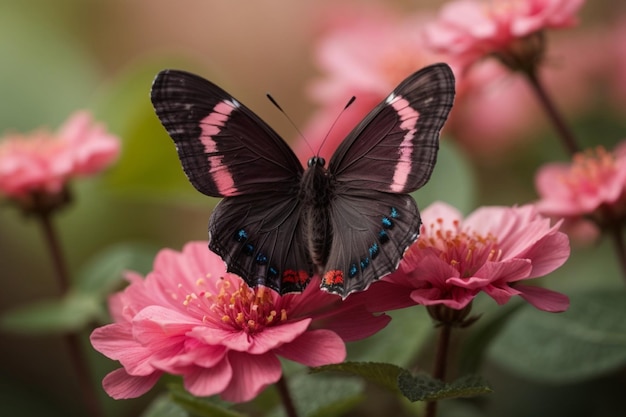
[561,146,617,196]
[179,275,287,334]
[418,217,502,278]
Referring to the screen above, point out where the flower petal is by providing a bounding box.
[516,284,570,312]
[275,329,346,366]
[102,368,162,399]
[220,351,282,402]
[183,356,233,397]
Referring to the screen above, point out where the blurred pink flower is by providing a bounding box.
[535,142,626,236]
[425,0,585,70]
[90,242,389,403]
[0,111,120,199]
[355,202,570,313]
[296,7,454,163]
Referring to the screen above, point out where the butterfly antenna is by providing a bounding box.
[266,93,314,155]
[317,96,356,156]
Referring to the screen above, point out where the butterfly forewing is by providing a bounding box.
[328,63,455,193]
[151,70,303,197]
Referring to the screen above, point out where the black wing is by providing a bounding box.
[150,70,303,197]
[328,63,455,193]
[322,64,455,296]
[151,70,312,293]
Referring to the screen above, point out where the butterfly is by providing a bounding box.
[151,63,455,298]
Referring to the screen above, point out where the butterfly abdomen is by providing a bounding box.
[300,158,334,270]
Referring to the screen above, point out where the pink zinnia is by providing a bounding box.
[90,242,390,403]
[0,110,120,199]
[356,202,570,313]
[425,0,585,70]
[535,142,626,238]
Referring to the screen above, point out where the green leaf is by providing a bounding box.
[491,287,626,378]
[310,361,403,393]
[397,372,492,402]
[415,138,475,214]
[168,384,245,417]
[457,301,524,374]
[488,288,626,383]
[347,306,432,366]
[269,372,364,417]
[141,394,188,417]
[76,242,159,296]
[0,292,101,334]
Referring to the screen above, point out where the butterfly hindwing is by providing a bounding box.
[151,70,303,197]
[209,192,314,294]
[322,189,420,296]
[328,63,455,193]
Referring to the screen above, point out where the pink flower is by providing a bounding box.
[425,0,585,70]
[296,7,455,163]
[355,202,570,313]
[0,111,120,199]
[90,242,389,403]
[535,142,626,237]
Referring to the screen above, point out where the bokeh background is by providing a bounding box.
[1,1,625,416]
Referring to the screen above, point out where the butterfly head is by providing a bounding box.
[307,156,326,168]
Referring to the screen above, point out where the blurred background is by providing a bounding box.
[1,0,625,416]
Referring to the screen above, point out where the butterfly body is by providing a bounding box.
[151,63,455,298]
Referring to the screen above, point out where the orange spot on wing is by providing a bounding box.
[323,270,344,286]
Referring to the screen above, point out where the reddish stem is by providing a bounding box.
[276,375,299,417]
[525,69,581,156]
[424,323,453,417]
[37,213,104,417]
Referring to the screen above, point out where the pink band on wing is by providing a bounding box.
[387,95,420,192]
[200,100,238,195]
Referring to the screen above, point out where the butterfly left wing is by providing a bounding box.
[151,70,313,293]
[322,63,455,296]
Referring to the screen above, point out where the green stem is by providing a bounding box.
[37,213,104,417]
[525,69,581,156]
[424,323,453,417]
[275,375,299,417]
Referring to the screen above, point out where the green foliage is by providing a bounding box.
[416,138,475,214]
[273,372,365,417]
[397,372,492,402]
[0,291,100,334]
[488,288,626,383]
[167,385,245,417]
[75,242,158,296]
[0,242,158,333]
[347,306,432,366]
[311,362,404,393]
[312,361,491,403]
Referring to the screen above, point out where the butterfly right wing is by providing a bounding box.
[151,69,304,197]
[151,70,313,293]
